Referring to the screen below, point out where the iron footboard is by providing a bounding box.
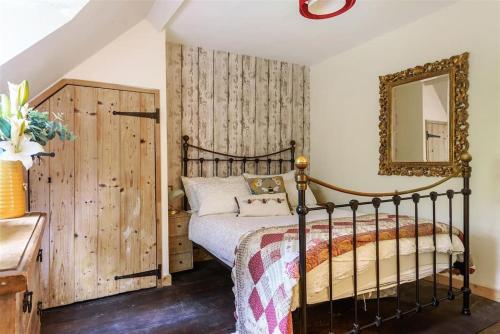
[294,153,472,333]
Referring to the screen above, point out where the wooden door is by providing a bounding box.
[29,81,160,308]
[425,120,449,162]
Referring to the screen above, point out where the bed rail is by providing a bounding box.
[295,153,472,334]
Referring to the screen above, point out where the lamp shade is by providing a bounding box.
[299,0,356,20]
[168,188,185,201]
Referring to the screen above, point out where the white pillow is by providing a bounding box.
[181,176,243,211]
[235,193,291,217]
[181,176,213,211]
[243,170,317,207]
[194,176,251,216]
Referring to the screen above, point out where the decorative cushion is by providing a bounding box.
[245,175,286,195]
[194,176,251,216]
[243,170,317,207]
[235,193,292,217]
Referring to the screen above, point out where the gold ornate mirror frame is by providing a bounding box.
[378,52,470,177]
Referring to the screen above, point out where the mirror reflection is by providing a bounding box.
[391,74,450,162]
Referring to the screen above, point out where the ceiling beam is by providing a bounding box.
[147,0,185,31]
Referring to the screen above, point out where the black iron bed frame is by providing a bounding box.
[181,135,472,333]
[295,154,472,333]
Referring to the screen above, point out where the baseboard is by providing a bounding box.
[425,274,500,302]
[161,274,172,287]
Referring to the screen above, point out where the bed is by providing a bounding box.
[180,136,473,334]
[189,209,464,306]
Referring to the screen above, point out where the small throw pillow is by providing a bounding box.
[235,193,291,217]
[243,170,317,207]
[245,176,286,195]
[194,176,251,216]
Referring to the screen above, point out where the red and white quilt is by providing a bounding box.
[231,214,468,334]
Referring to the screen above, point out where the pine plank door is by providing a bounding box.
[425,120,449,162]
[38,83,159,308]
[116,91,158,293]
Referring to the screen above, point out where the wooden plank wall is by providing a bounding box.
[167,43,310,206]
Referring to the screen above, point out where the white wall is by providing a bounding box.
[64,19,170,279]
[311,1,500,291]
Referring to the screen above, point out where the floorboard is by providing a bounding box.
[41,261,500,334]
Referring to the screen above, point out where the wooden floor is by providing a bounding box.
[42,261,500,334]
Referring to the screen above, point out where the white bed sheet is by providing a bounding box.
[189,208,351,267]
[188,209,463,269]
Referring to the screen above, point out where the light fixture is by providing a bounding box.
[299,0,356,20]
[168,187,185,216]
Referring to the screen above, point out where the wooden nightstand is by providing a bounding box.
[168,211,193,273]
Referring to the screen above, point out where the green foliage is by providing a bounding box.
[0,117,11,140]
[25,110,76,146]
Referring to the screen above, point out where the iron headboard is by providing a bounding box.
[181,135,296,209]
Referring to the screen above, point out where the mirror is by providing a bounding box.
[379,53,470,176]
[392,73,450,162]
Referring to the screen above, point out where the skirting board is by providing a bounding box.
[425,274,500,302]
[162,274,172,287]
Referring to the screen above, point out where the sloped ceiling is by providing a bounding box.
[0,0,154,97]
[1,0,458,96]
[165,0,456,65]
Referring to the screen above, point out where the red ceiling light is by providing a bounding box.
[299,0,356,20]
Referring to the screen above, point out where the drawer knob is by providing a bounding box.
[179,261,183,264]
[178,242,182,246]
[177,224,181,228]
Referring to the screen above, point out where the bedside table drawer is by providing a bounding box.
[169,218,189,236]
[170,252,193,273]
[169,236,192,254]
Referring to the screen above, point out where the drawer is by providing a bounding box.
[170,252,193,273]
[169,236,192,254]
[169,219,188,236]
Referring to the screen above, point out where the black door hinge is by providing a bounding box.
[426,131,441,140]
[32,152,56,158]
[37,301,43,316]
[112,108,160,124]
[114,264,161,280]
[23,291,33,313]
[36,249,43,262]
[47,177,52,183]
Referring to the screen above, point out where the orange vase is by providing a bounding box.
[0,160,26,219]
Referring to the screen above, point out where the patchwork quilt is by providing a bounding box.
[231,214,471,334]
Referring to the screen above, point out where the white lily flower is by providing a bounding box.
[8,81,29,115]
[9,118,27,151]
[0,135,44,170]
[20,104,30,118]
[0,94,10,117]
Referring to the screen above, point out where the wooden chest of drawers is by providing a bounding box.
[168,211,193,273]
[0,213,46,334]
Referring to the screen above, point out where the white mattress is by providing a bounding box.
[291,252,454,308]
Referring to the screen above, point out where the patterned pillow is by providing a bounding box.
[235,193,291,217]
[244,171,317,207]
[245,176,286,195]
